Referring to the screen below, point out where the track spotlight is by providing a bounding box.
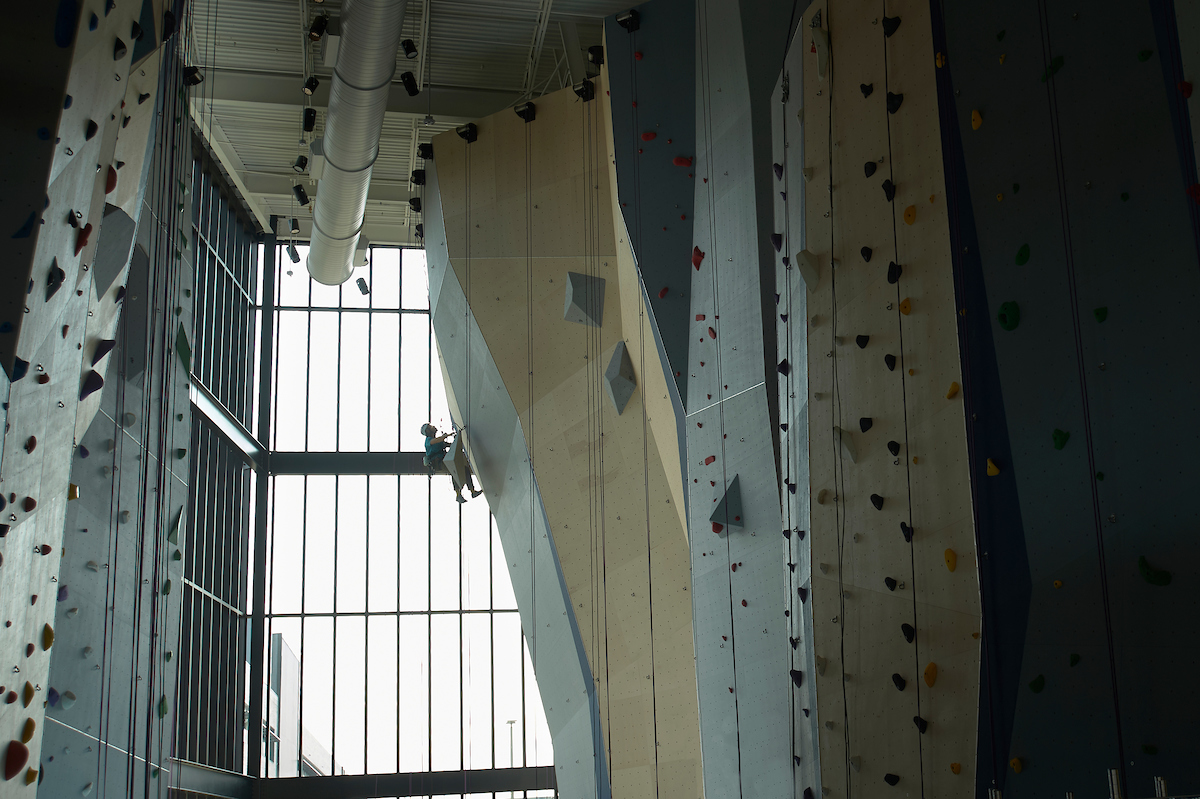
[303,76,319,95]
[293,155,309,173]
[290,218,300,234]
[455,123,477,143]
[587,45,604,66]
[417,143,433,160]
[356,277,370,295]
[514,101,536,123]
[183,66,204,86]
[400,71,419,96]
[616,10,640,32]
[287,243,300,263]
[308,15,328,41]
[292,184,310,205]
[573,79,595,102]
[410,169,425,186]
[422,113,435,126]
[402,39,418,59]
[415,223,424,239]
[409,197,422,213]
[303,108,317,132]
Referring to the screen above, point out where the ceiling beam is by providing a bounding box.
[521,0,556,99]
[241,172,416,204]
[189,99,273,231]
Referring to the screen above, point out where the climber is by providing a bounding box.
[422,423,483,503]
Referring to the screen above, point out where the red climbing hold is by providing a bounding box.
[638,148,644,154]
[1180,80,1194,99]
[696,314,705,321]
[710,481,715,486]
[699,361,704,366]
[5,740,30,781]
[1189,184,1200,204]
[680,214,686,220]
[692,246,705,269]
[632,101,637,107]
[36,374,49,384]
[658,286,669,298]
[673,156,693,167]
[22,498,36,512]
[728,687,734,693]
[641,131,657,141]
[697,423,702,428]
[712,522,724,534]
[708,327,716,339]
[105,165,117,194]
[731,563,737,572]
[634,51,643,60]
[741,599,747,607]
[704,455,716,465]
[74,223,93,256]
[667,138,673,144]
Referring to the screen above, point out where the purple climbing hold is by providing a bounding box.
[780,192,787,201]
[78,445,89,459]
[115,286,126,302]
[773,163,784,180]
[901,521,913,542]
[79,371,104,400]
[882,179,896,202]
[12,358,29,381]
[887,261,903,284]
[47,687,60,706]
[88,12,98,30]
[770,233,783,252]
[91,339,116,365]
[56,586,68,602]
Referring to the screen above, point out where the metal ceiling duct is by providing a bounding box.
[307,0,407,285]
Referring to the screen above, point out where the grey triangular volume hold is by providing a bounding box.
[833,426,858,463]
[710,475,744,527]
[604,340,636,415]
[564,271,606,327]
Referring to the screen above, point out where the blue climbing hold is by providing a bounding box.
[57,586,68,602]
[63,95,73,109]
[12,212,36,238]
[88,12,98,30]
[0,323,12,334]
[55,0,80,47]
[37,127,50,141]
[12,358,30,382]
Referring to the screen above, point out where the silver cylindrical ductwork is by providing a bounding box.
[307,0,407,285]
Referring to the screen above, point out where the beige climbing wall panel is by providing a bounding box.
[801,1,981,797]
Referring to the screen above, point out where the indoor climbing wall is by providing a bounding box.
[425,69,702,799]
[936,0,1200,794]
[799,3,981,799]
[1,1,173,794]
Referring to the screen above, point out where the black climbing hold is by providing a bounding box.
[887,261,902,283]
[901,623,915,643]
[859,417,873,433]
[864,161,877,178]
[884,577,897,591]
[89,12,99,31]
[45,261,65,301]
[798,529,806,540]
[1138,555,1171,586]
[882,179,896,202]
[1094,307,1108,323]
[805,788,814,799]
[789,637,799,651]
[861,246,872,262]
[1052,429,1070,450]
[860,83,874,98]
[138,92,151,105]
[887,92,904,114]
[900,522,913,542]
[790,669,804,687]
[1028,674,1045,693]
[782,528,791,539]
[780,424,788,432]
[870,493,885,510]
[1096,471,1104,480]
[770,232,783,252]
[913,716,928,733]
[892,673,906,691]
[798,586,808,603]
[777,359,790,375]
[887,440,900,456]
[64,95,73,109]
[802,708,810,718]
[1012,183,1020,193]
[12,358,29,381]
[882,16,901,37]
[788,483,796,495]
[1138,49,1153,62]
[79,371,104,400]
[997,301,1020,331]
[91,339,116,365]
[884,354,897,371]
[1069,653,1080,667]
[85,120,99,140]
[1040,55,1064,82]
[781,314,788,322]
[1015,243,1030,265]
[788,562,797,572]
[773,163,784,180]
[113,37,127,60]
[131,21,144,41]
[115,286,126,302]
[856,335,869,349]
[884,774,900,786]
[105,0,115,15]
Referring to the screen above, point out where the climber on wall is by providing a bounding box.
[422,423,483,503]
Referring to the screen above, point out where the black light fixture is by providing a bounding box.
[573,79,595,102]
[286,243,300,263]
[410,169,425,186]
[303,76,319,95]
[415,223,424,239]
[289,218,300,234]
[400,71,419,96]
[455,123,477,143]
[402,39,418,59]
[303,108,317,132]
[514,101,536,123]
[417,143,433,160]
[293,155,309,173]
[292,184,310,205]
[308,15,328,41]
[587,45,604,66]
[183,66,204,86]
[616,10,640,32]
[356,277,370,295]
[409,197,422,213]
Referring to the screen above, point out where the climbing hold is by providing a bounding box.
[640,132,656,141]
[1053,580,1062,588]
[1028,674,1045,693]
[856,335,869,349]
[885,577,897,591]
[986,458,1000,476]
[85,119,98,140]
[173,550,182,561]
[1138,555,1171,586]
[884,774,900,786]
[913,716,928,734]
[692,246,705,269]
[997,193,1004,202]
[37,373,50,384]
[3,693,13,705]
[712,522,723,534]
[778,359,790,375]
[970,110,982,130]
[23,497,36,512]
[901,623,915,643]
[898,298,911,315]
[1014,243,1031,265]
[24,436,36,454]
[887,92,903,113]
[92,339,117,364]
[859,417,873,433]
[790,669,804,687]
[1180,81,1194,98]
[22,682,33,707]
[887,261,902,283]
[158,696,169,719]
[900,521,913,543]
[924,662,938,687]
[946,382,960,399]
[1013,183,1021,193]
[741,600,747,607]
[1069,653,1080,667]
[936,52,946,68]
[882,179,896,202]
[997,301,1020,331]
[162,579,172,595]
[672,156,692,167]
[1052,429,1070,450]
[82,780,94,795]
[57,586,68,602]
[798,586,807,602]
[657,286,669,299]
[773,163,784,179]
[105,164,118,194]
[1093,307,1108,323]
[24,644,33,658]
[1138,49,1153,62]
[770,232,783,252]
[74,222,93,256]
[704,456,716,465]
[860,83,873,98]
[79,371,104,400]
[882,16,901,36]
[884,354,897,371]
[892,673,906,691]
[1041,55,1065,82]
[870,494,885,511]
[36,545,51,556]
[5,741,29,781]
[864,161,877,178]
[950,762,961,774]
[20,721,34,745]
[61,691,76,710]
[903,205,915,225]
[944,549,956,572]
[708,327,716,339]
[42,624,54,650]
[46,261,65,301]
[861,246,872,262]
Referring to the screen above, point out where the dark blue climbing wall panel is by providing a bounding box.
[936,1,1200,796]
[605,0,696,404]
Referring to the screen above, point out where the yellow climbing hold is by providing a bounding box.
[971,109,983,130]
[25,769,37,785]
[924,662,938,687]
[899,298,912,315]
[944,549,957,572]
[22,682,34,708]
[999,53,1006,65]
[1053,579,1063,588]
[42,623,54,651]
[68,483,80,500]
[21,718,35,744]
[996,192,1004,202]
[946,381,961,399]
[986,458,1000,476]
[1010,758,1023,774]
[912,456,919,464]
[972,632,981,639]
[950,763,962,775]
[929,194,935,204]
[908,368,915,376]
[904,205,917,225]
[936,52,946,68]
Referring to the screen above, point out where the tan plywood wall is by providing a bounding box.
[432,69,701,799]
[800,1,982,796]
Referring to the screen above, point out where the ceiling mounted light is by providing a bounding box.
[616,10,640,32]
[182,66,204,86]
[402,39,418,59]
[286,243,300,263]
[293,155,309,173]
[308,15,328,41]
[400,71,419,96]
[410,169,425,186]
[422,114,435,126]
[303,76,319,95]
[587,45,604,66]
[289,218,300,234]
[409,197,422,213]
[573,79,595,102]
[356,277,370,295]
[514,101,536,123]
[417,143,433,159]
[292,184,310,205]
[455,123,477,143]
[303,108,317,132]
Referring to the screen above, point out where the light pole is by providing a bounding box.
[507,719,517,799]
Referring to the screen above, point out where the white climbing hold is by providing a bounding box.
[82,646,93,658]
[86,561,100,572]
[833,426,858,463]
[61,691,76,709]
[795,249,820,290]
[66,608,79,617]
[82,781,94,796]
[817,488,829,504]
[802,167,814,182]
[819,562,831,574]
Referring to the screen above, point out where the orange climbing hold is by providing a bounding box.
[971,110,983,130]
[899,298,912,315]
[936,52,946,68]
[950,763,962,775]
[946,381,960,399]
[944,549,957,572]
[903,205,916,225]
[986,458,1000,476]
[696,314,705,321]
[999,53,1006,65]
[924,662,938,687]
[1010,758,1023,774]
[1053,580,1063,588]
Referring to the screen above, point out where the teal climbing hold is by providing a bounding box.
[157,696,168,719]
[1012,183,1020,193]
[996,29,1006,42]
[1121,192,1129,202]
[1028,674,1045,693]
[1040,55,1064,82]
[1052,429,1070,450]
[1094,307,1108,323]
[1142,744,1158,755]
[1015,243,1030,265]
[1096,472,1105,480]
[997,301,1020,331]
[175,324,191,371]
[172,550,181,561]
[1069,653,1080,667]
[1138,555,1171,586]
[1138,49,1153,62]
[162,579,172,595]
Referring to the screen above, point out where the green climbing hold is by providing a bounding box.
[167,507,183,544]
[1138,555,1171,586]
[1069,653,1080,667]
[165,651,173,662]
[1096,472,1105,481]
[176,448,187,459]
[1028,674,1045,693]
[996,29,1006,42]
[172,549,182,561]
[1015,243,1030,265]
[1094,307,1108,323]
[1138,49,1153,62]
[997,301,1020,331]
[157,696,168,719]
[175,323,191,371]
[1142,744,1158,755]
[162,579,172,595]
[1040,55,1064,82]
[1052,429,1070,450]
[152,767,160,778]
[1012,183,1020,193]
[1120,192,1129,202]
